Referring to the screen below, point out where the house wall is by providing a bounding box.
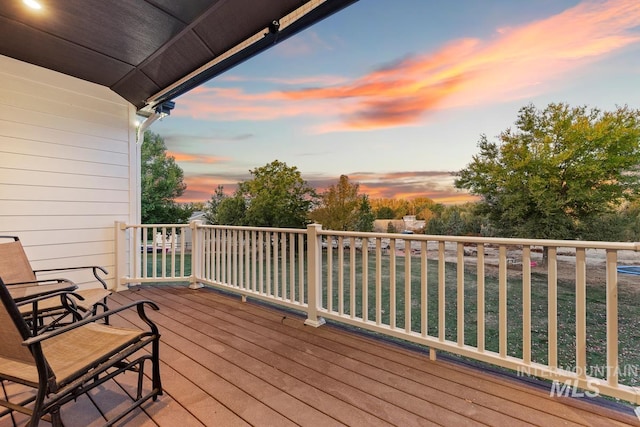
[0,55,139,290]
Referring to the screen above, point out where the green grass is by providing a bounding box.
[144,252,192,278]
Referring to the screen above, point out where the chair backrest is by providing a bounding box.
[0,277,36,365]
[0,236,36,284]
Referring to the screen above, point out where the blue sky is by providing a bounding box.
[150,0,640,204]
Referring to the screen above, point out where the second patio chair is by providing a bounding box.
[0,236,112,334]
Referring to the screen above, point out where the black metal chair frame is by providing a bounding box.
[0,278,162,427]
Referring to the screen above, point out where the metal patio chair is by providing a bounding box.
[0,236,112,334]
[0,276,162,426]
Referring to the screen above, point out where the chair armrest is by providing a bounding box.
[23,299,160,345]
[5,278,75,287]
[34,266,109,289]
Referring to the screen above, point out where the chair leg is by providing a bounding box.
[51,407,63,427]
[152,338,162,399]
[1,381,18,427]
[28,386,48,427]
[136,360,144,400]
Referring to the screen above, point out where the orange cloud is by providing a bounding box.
[172,1,639,132]
[177,170,477,205]
[285,0,640,130]
[167,152,229,164]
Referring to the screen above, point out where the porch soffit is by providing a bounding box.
[0,0,357,113]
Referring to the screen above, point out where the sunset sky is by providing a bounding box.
[149,0,640,205]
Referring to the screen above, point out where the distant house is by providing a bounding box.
[189,211,207,224]
[373,215,426,233]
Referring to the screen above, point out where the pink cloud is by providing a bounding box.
[175,0,640,131]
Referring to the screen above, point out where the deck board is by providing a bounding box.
[1,284,639,426]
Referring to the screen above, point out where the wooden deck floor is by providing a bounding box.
[2,284,639,426]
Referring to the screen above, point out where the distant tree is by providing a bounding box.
[371,197,437,220]
[310,175,373,231]
[204,185,227,224]
[386,221,397,233]
[141,131,192,224]
[216,192,247,226]
[354,194,375,232]
[375,206,395,219]
[239,160,317,228]
[455,103,640,243]
[425,217,445,235]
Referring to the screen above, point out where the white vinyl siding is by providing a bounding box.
[0,55,138,290]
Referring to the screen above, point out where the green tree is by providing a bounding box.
[310,175,370,231]
[204,185,227,224]
[355,194,376,232]
[375,206,395,219]
[239,160,317,228]
[216,192,247,226]
[141,131,192,224]
[455,103,640,242]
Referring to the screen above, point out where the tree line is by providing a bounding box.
[142,102,640,242]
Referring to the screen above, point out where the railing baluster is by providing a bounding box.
[327,238,333,312]
[606,249,619,387]
[161,226,167,279]
[245,230,251,290]
[266,231,271,296]
[522,246,531,364]
[438,241,445,342]
[576,247,587,378]
[457,242,464,346]
[390,239,397,329]
[405,239,411,333]
[338,236,344,316]
[376,238,382,326]
[298,233,304,304]
[258,231,264,294]
[274,232,279,298]
[362,237,369,322]
[282,232,288,300]
[499,245,507,357]
[477,244,485,352]
[288,233,294,301]
[420,241,427,337]
[548,246,558,369]
[252,230,257,293]
[350,237,356,318]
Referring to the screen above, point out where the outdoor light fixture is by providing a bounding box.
[23,0,42,10]
[154,101,175,118]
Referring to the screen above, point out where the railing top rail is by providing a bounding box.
[124,223,191,228]
[122,223,640,251]
[196,224,307,234]
[317,229,640,251]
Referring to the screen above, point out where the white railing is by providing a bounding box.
[115,221,640,404]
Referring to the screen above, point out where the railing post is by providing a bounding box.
[114,221,128,291]
[305,223,325,327]
[189,220,204,289]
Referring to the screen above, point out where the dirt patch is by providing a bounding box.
[460,255,640,293]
